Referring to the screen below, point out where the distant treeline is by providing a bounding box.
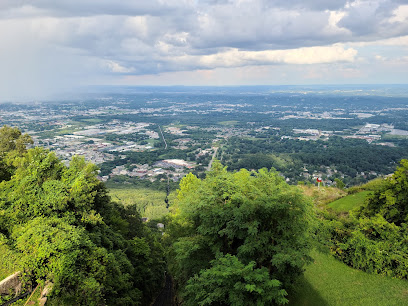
[223,136,408,185]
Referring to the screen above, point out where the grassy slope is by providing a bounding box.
[291,184,408,305]
[108,187,176,220]
[328,191,371,212]
[289,249,408,306]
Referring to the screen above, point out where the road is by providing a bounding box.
[158,126,168,150]
[207,147,219,171]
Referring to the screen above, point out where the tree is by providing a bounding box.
[0,125,32,156]
[358,159,408,225]
[335,178,345,189]
[0,125,32,182]
[166,161,314,305]
[0,131,165,305]
[183,254,287,306]
[13,217,109,305]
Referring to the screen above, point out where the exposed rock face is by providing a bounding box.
[38,281,53,306]
[0,271,22,297]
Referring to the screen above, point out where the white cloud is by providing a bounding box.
[167,45,357,70]
[104,60,134,73]
[389,4,408,23]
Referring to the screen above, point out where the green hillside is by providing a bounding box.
[289,249,408,306]
[328,191,371,212]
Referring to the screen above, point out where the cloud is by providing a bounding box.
[0,0,194,17]
[0,0,407,100]
[389,4,408,22]
[104,60,135,73]
[170,45,357,70]
[350,34,408,47]
[190,4,345,50]
[338,1,408,39]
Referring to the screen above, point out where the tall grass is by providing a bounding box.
[299,185,346,208]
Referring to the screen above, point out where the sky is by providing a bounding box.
[0,0,408,100]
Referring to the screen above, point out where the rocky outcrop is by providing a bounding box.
[0,271,22,297]
[38,281,53,306]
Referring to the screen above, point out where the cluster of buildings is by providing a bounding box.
[2,96,408,187]
[280,110,352,120]
[280,123,408,144]
[106,159,195,182]
[28,121,161,164]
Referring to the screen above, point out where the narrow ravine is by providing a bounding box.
[152,274,174,306]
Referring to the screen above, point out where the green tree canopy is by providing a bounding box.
[0,133,165,305]
[358,159,408,225]
[184,254,287,306]
[166,161,314,305]
[0,125,33,181]
[0,125,32,156]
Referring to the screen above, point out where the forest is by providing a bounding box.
[222,136,408,185]
[2,125,408,305]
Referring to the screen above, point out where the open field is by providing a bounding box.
[328,191,371,212]
[78,118,104,124]
[289,249,408,306]
[217,120,239,126]
[382,134,408,140]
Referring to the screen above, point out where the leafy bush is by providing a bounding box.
[316,160,408,280]
[359,159,408,225]
[347,186,363,194]
[361,177,388,191]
